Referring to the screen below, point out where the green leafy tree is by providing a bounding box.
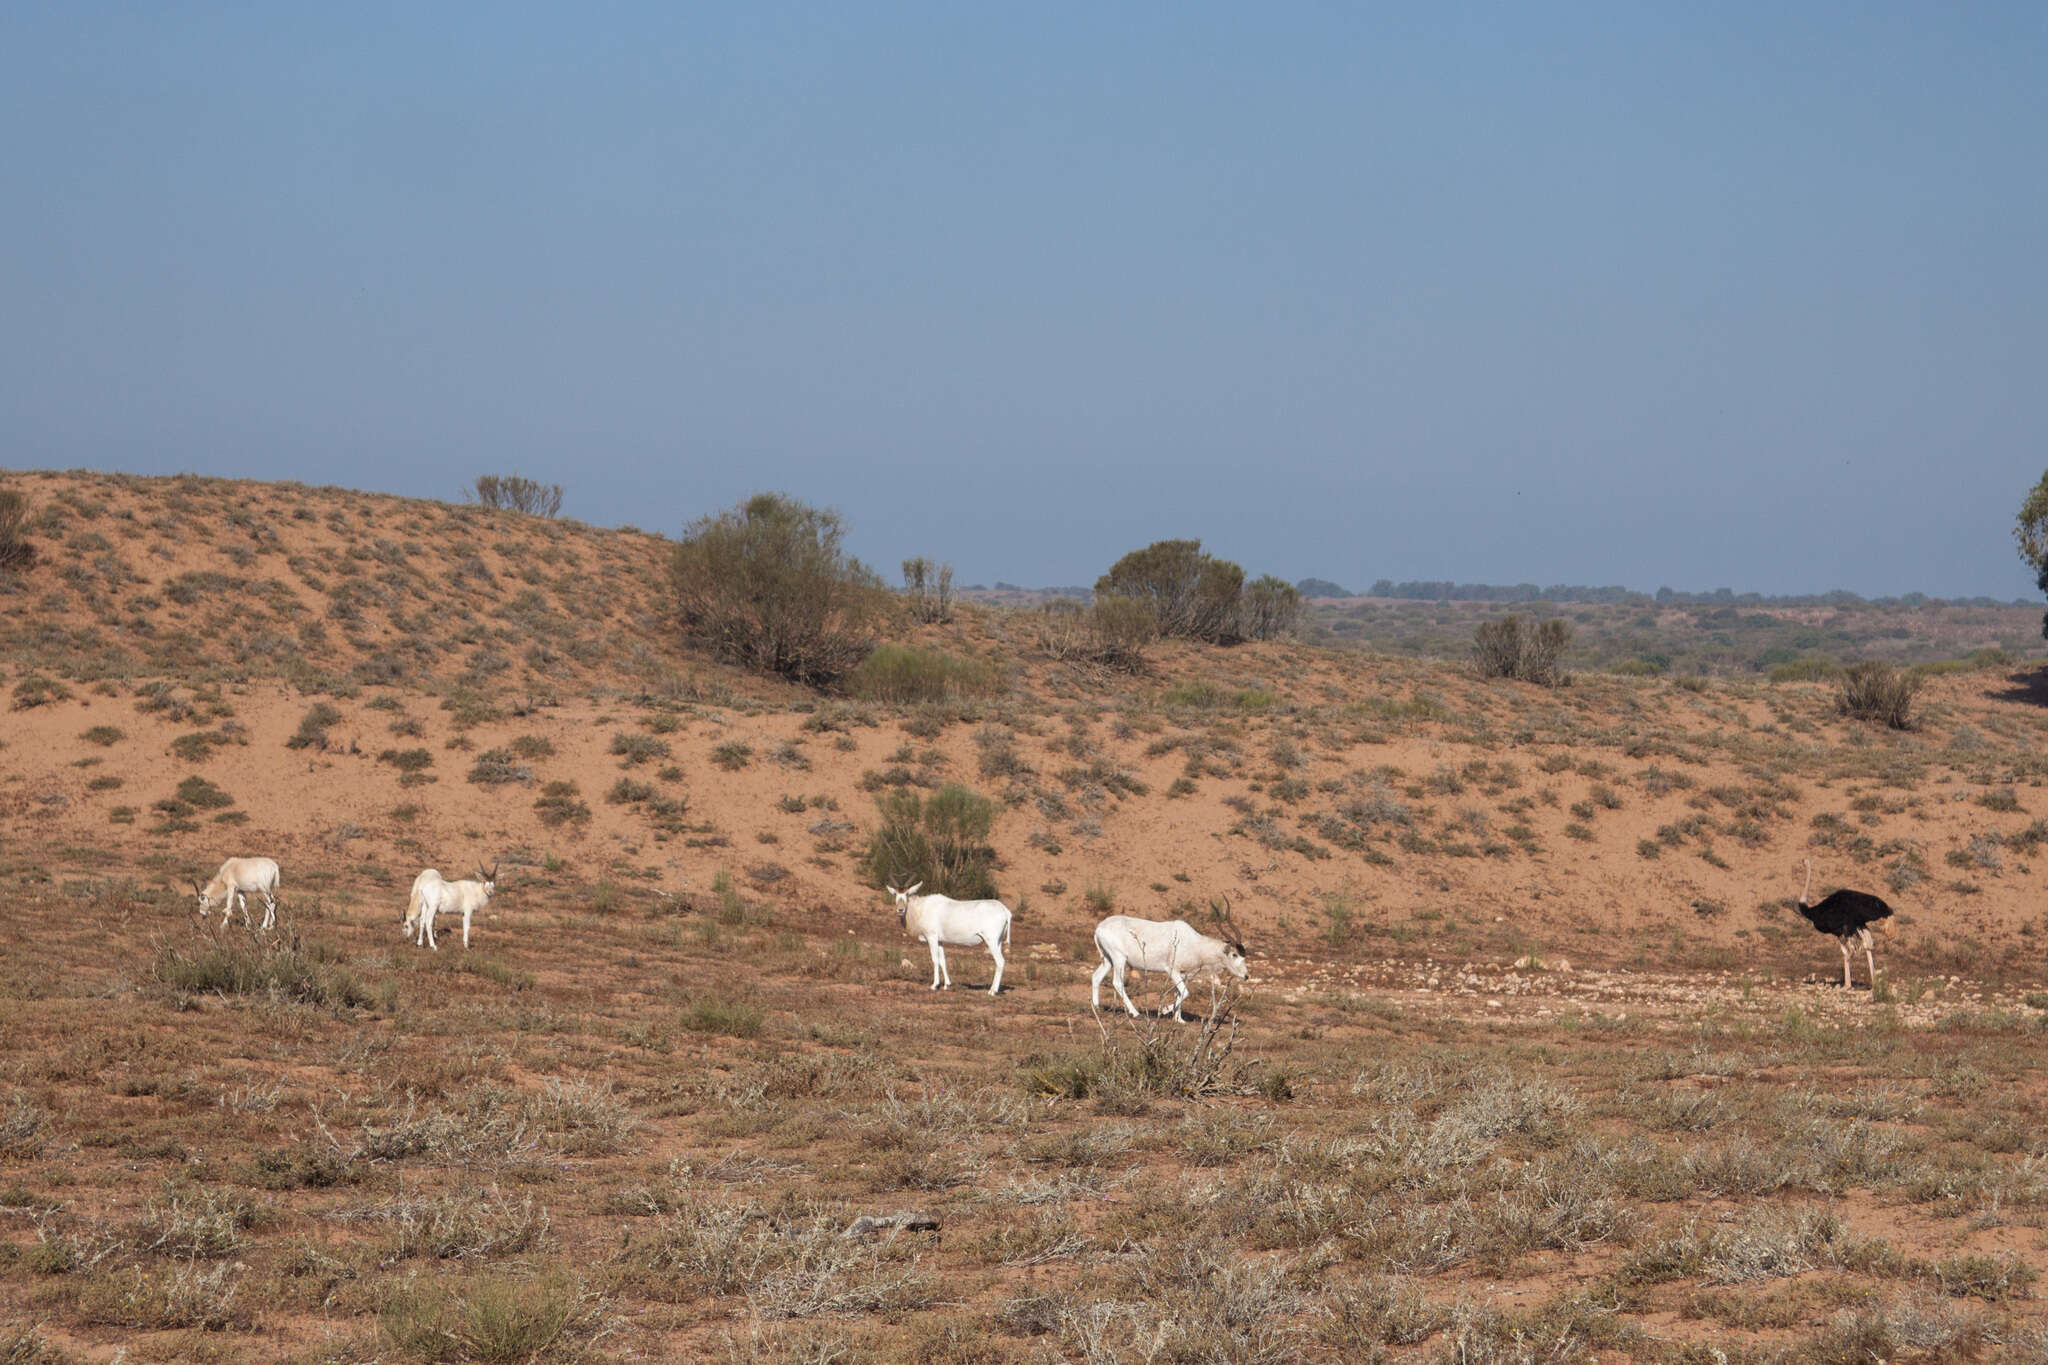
[669,493,884,685]
[2016,470,2048,638]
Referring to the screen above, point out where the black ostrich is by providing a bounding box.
[1795,858,1894,990]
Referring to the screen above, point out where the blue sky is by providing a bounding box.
[4,4,2045,597]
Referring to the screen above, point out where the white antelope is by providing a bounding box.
[402,863,497,951]
[887,882,1012,995]
[1092,899,1249,1022]
[193,857,281,929]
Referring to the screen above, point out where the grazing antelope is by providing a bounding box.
[1092,898,1249,1022]
[402,863,497,951]
[886,882,1012,995]
[193,857,281,929]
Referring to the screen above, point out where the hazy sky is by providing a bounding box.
[4,4,2045,597]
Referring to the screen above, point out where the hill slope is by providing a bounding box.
[4,470,2048,987]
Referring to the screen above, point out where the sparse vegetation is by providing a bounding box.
[6,470,2048,1363]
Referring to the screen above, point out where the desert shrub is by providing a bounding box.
[534,781,590,826]
[608,777,654,804]
[80,725,125,746]
[864,784,998,898]
[167,731,228,762]
[468,750,533,786]
[175,776,234,810]
[1242,574,1302,640]
[1838,661,1921,729]
[1769,656,1841,682]
[1472,614,1572,685]
[10,677,70,711]
[0,487,34,571]
[669,492,884,686]
[154,931,374,1011]
[1096,538,1246,642]
[845,644,1000,704]
[0,1092,48,1159]
[901,556,954,624]
[286,702,344,750]
[681,994,765,1038]
[1035,597,1157,669]
[509,734,556,760]
[610,732,669,766]
[379,747,434,773]
[381,1270,588,1363]
[472,473,564,518]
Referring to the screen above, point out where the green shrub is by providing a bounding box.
[382,1270,584,1363]
[80,725,125,746]
[11,677,70,711]
[509,734,556,760]
[534,781,590,826]
[610,732,670,766]
[901,556,954,624]
[864,783,999,898]
[845,644,1001,704]
[608,777,654,804]
[680,994,765,1038]
[154,933,374,1011]
[1767,657,1840,682]
[175,776,235,810]
[468,750,532,786]
[1095,538,1245,642]
[378,747,434,773]
[1837,661,1921,729]
[1242,574,1302,640]
[712,741,752,771]
[669,492,884,685]
[286,702,343,750]
[169,730,234,763]
[1161,680,1280,713]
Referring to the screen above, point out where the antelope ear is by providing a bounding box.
[885,885,899,897]
[906,882,923,896]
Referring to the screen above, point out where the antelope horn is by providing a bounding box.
[1211,893,1248,952]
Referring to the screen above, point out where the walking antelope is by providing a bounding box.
[1092,898,1250,1022]
[402,863,497,951]
[886,882,1012,995]
[193,857,281,929]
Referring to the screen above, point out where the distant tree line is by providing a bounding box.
[1359,579,2027,610]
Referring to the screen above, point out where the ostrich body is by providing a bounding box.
[1796,858,1893,989]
